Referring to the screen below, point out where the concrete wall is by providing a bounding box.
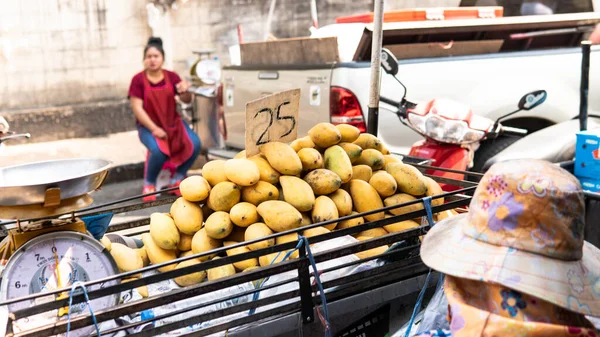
[0,0,457,143]
[0,0,458,113]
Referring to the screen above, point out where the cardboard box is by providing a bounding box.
[575,129,600,179]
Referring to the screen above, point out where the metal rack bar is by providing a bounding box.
[3,167,475,337]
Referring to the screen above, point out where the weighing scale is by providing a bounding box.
[0,158,120,337]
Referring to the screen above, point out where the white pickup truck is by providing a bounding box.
[210,11,600,171]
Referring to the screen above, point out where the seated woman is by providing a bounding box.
[128,37,201,202]
[414,159,600,336]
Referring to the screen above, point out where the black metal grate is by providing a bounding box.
[1,173,474,337]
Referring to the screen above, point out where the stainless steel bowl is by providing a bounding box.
[0,158,112,206]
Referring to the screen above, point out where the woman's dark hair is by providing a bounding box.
[144,37,164,58]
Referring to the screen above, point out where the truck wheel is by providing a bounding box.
[470,136,521,177]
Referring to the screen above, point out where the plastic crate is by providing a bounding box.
[575,129,600,179]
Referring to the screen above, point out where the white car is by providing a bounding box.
[211,11,600,171]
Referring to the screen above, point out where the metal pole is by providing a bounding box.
[264,0,277,41]
[367,0,385,136]
[310,0,319,29]
[580,40,591,131]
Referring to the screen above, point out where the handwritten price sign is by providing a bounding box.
[245,89,300,156]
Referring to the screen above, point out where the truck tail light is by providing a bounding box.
[216,83,228,141]
[330,86,366,133]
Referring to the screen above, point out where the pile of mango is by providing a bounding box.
[104,123,457,289]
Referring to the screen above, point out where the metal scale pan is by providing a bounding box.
[0,158,111,207]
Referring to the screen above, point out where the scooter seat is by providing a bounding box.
[483,118,600,171]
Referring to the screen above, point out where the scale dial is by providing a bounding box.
[0,231,120,337]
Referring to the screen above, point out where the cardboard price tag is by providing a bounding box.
[245,89,300,156]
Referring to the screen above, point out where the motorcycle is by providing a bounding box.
[377,48,547,191]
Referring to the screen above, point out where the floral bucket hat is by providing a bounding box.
[420,159,600,317]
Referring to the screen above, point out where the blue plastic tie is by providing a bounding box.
[403,196,437,337]
[66,281,101,337]
[422,196,435,228]
[248,240,303,316]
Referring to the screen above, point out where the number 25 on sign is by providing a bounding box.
[245,89,300,156]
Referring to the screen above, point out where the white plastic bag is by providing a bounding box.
[392,275,449,337]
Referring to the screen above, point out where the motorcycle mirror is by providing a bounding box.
[518,90,547,111]
[380,48,399,76]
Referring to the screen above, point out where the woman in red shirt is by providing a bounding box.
[128,37,201,201]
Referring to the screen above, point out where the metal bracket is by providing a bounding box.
[43,188,61,208]
[297,245,314,324]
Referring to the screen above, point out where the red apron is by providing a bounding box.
[141,71,194,167]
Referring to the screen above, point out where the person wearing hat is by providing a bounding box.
[414,159,600,336]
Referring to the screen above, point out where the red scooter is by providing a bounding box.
[378,48,547,191]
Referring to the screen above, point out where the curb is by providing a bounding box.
[104,162,145,185]
[102,156,208,185]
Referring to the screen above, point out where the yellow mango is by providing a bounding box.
[275,233,300,259]
[297,148,324,171]
[308,122,342,148]
[100,235,112,251]
[179,175,211,202]
[177,233,194,251]
[338,142,363,164]
[383,218,420,233]
[352,133,381,150]
[355,245,389,260]
[202,160,229,186]
[136,247,150,267]
[312,196,339,230]
[385,162,428,196]
[207,257,236,281]
[349,179,384,222]
[248,154,280,184]
[324,145,353,183]
[208,181,241,212]
[355,149,385,170]
[245,223,275,251]
[384,193,423,216]
[356,227,387,238]
[259,142,303,175]
[304,169,342,195]
[257,200,303,233]
[369,171,397,198]
[191,228,222,261]
[335,124,361,143]
[141,233,178,272]
[110,243,144,273]
[224,241,259,271]
[225,225,247,242]
[383,154,402,167]
[224,159,260,186]
[149,212,180,250]
[174,258,206,287]
[290,136,316,152]
[280,176,316,212]
[337,212,365,230]
[170,197,203,235]
[303,226,331,238]
[229,202,259,227]
[328,189,353,216]
[352,165,373,182]
[204,211,234,239]
[241,181,280,206]
[424,176,444,206]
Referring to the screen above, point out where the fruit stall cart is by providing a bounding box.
[2,138,600,336]
[0,135,478,337]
